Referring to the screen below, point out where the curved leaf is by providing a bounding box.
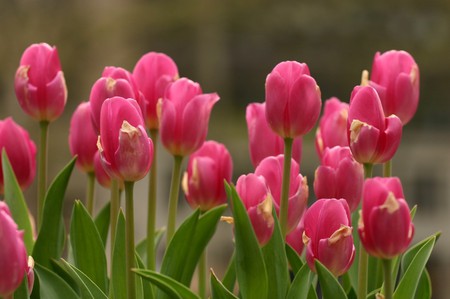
[222,251,236,292]
[136,227,165,265]
[414,268,431,299]
[94,202,110,247]
[286,263,312,299]
[286,244,304,275]
[34,264,79,299]
[210,269,238,299]
[315,260,347,299]
[111,210,126,299]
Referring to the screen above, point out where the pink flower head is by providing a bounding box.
[314,146,364,212]
[246,102,302,167]
[255,155,308,234]
[370,50,420,125]
[286,210,306,256]
[160,78,219,157]
[347,86,403,164]
[0,118,37,194]
[315,97,349,159]
[265,61,322,139]
[359,177,414,259]
[93,151,124,190]
[182,141,233,211]
[97,96,153,182]
[303,198,355,277]
[133,52,179,129]
[14,43,67,122]
[236,174,274,246]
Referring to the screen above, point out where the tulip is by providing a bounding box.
[246,102,302,167]
[302,198,355,277]
[0,118,37,194]
[265,61,321,139]
[359,177,414,259]
[369,50,419,125]
[182,141,233,211]
[14,43,67,122]
[314,146,364,211]
[286,210,306,256]
[315,97,349,159]
[347,86,403,164]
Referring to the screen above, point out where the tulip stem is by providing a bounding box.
[198,247,207,298]
[383,160,392,177]
[167,155,184,244]
[86,172,95,215]
[280,137,293,239]
[110,179,120,262]
[125,181,136,299]
[37,120,49,230]
[147,129,158,270]
[382,259,393,299]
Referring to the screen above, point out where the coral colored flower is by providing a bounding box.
[302,198,355,277]
[347,86,403,164]
[14,43,67,122]
[255,155,308,234]
[265,61,321,138]
[314,146,364,212]
[236,174,274,246]
[97,97,153,182]
[159,78,219,156]
[0,118,37,194]
[359,177,414,259]
[286,210,306,256]
[315,97,349,159]
[246,102,302,167]
[133,52,179,129]
[370,50,420,125]
[69,102,98,173]
[182,141,233,211]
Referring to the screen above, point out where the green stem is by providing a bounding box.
[382,259,393,299]
[383,160,392,177]
[37,121,49,230]
[166,155,184,244]
[147,129,158,270]
[198,248,207,299]
[280,137,293,239]
[110,179,120,262]
[86,172,96,215]
[125,181,136,299]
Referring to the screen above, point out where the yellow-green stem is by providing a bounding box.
[166,155,184,244]
[125,181,136,299]
[37,121,49,230]
[382,259,393,299]
[147,129,158,270]
[198,248,207,299]
[383,159,392,177]
[280,137,293,239]
[86,172,96,215]
[110,179,120,262]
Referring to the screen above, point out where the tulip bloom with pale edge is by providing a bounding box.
[133,52,179,129]
[314,146,364,212]
[302,198,355,277]
[315,97,349,159]
[286,210,306,256]
[370,50,419,125]
[182,141,233,211]
[359,177,414,259]
[265,61,321,138]
[160,78,219,156]
[246,102,302,167]
[0,118,37,194]
[236,174,274,246]
[97,97,153,182]
[347,86,403,164]
[14,43,67,122]
[255,155,308,234]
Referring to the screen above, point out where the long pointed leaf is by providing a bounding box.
[34,264,79,299]
[136,227,165,265]
[315,260,347,299]
[222,251,236,292]
[210,269,238,299]
[94,202,110,247]
[286,263,312,299]
[285,244,304,275]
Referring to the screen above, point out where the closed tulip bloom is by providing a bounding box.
[315,97,349,159]
[369,50,419,125]
[97,97,153,182]
[133,52,179,129]
[236,174,274,246]
[182,141,233,211]
[286,210,306,256]
[359,177,414,259]
[314,146,364,212]
[302,198,355,277]
[93,151,124,190]
[14,43,67,122]
[255,155,308,234]
[160,78,219,156]
[347,86,403,164]
[0,118,37,194]
[265,61,321,139]
[246,102,302,167]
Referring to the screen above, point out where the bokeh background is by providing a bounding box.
[1,0,449,297]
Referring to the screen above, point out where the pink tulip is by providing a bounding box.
[254,155,308,234]
[286,210,306,256]
[370,50,420,124]
[93,151,124,190]
[236,174,274,246]
[133,52,179,129]
[303,198,355,277]
[97,97,153,182]
[246,102,302,167]
[359,177,414,259]
[315,97,349,159]
[265,61,321,139]
[182,141,233,211]
[314,146,364,211]
[0,118,37,194]
[160,78,219,156]
[14,43,67,122]
[347,86,403,164]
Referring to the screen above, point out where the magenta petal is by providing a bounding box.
[265,72,288,137]
[376,115,402,163]
[394,72,418,124]
[349,86,385,129]
[45,71,67,121]
[314,166,337,200]
[350,123,380,163]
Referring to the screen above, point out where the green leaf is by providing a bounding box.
[70,200,108,293]
[33,158,76,267]
[285,244,304,275]
[94,202,110,247]
[111,210,126,299]
[34,264,79,299]
[315,260,347,299]
[286,263,312,299]
[136,227,165,265]
[400,233,440,277]
[221,251,236,292]
[135,253,155,299]
[2,150,34,253]
[210,269,238,299]
[414,268,431,299]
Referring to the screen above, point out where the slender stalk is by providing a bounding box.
[125,181,136,299]
[110,179,120,261]
[166,155,184,244]
[280,137,293,239]
[86,172,96,215]
[37,121,49,229]
[147,129,158,270]
[382,259,393,299]
[198,249,207,299]
[383,159,392,177]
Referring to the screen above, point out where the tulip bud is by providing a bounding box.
[286,210,306,256]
